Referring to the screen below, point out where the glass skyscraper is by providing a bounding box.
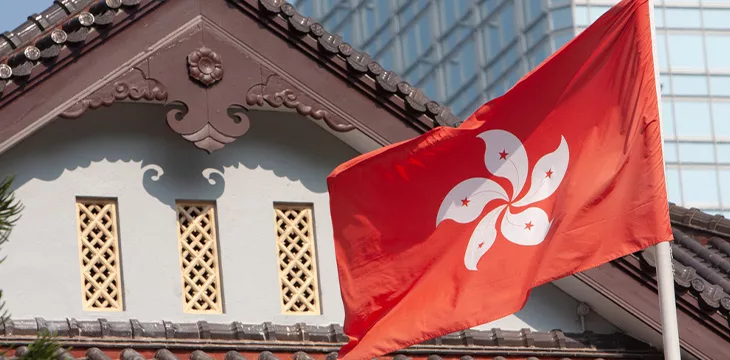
[293,0,730,216]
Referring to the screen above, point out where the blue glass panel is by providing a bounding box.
[654,7,665,27]
[483,0,499,13]
[551,7,573,29]
[720,170,730,207]
[488,26,501,60]
[420,74,438,102]
[493,81,506,98]
[678,142,715,163]
[664,8,702,28]
[665,167,683,203]
[664,0,700,4]
[451,80,480,118]
[716,144,730,164]
[704,9,730,29]
[713,101,730,138]
[682,168,720,207]
[674,100,712,137]
[550,0,571,6]
[710,76,730,97]
[400,2,418,24]
[671,75,708,96]
[552,30,574,51]
[662,99,675,138]
[664,142,678,163]
[506,65,522,89]
[706,34,730,71]
[589,6,611,23]
[524,0,543,25]
[501,2,517,45]
[526,17,549,49]
[442,0,457,29]
[529,40,551,69]
[667,34,705,70]
[660,74,672,95]
[656,33,668,70]
[574,5,590,26]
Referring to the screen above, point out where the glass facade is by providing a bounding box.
[293,0,730,215]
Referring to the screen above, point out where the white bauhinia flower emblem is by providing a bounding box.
[436,130,569,271]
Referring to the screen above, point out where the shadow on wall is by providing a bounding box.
[0,103,359,208]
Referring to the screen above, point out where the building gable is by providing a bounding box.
[1,0,729,359]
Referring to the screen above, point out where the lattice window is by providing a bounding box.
[275,204,321,314]
[177,202,223,314]
[76,198,123,311]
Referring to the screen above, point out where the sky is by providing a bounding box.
[1,1,54,33]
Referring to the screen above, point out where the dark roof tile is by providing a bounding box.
[0,318,654,355]
[637,203,730,315]
[0,0,144,83]
[0,346,659,360]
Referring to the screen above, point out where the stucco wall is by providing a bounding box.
[0,103,615,333]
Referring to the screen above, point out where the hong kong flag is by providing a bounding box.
[327,0,672,359]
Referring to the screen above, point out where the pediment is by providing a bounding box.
[58,18,359,153]
[0,0,458,155]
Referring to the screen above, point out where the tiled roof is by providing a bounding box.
[637,203,730,316]
[0,318,661,359]
[242,0,461,127]
[3,347,659,360]
[0,0,461,128]
[0,0,144,93]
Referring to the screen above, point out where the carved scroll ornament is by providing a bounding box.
[60,24,354,153]
[246,73,354,133]
[60,68,167,119]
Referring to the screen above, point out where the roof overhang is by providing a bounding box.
[0,0,459,155]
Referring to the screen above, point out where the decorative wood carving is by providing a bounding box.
[187,47,223,87]
[60,22,354,153]
[61,67,167,119]
[246,72,354,132]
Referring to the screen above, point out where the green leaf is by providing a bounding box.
[19,330,67,360]
[0,175,22,248]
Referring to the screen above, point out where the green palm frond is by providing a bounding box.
[0,176,22,247]
[18,330,65,360]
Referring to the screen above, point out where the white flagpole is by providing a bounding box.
[647,0,682,358]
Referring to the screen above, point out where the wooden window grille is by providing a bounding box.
[76,198,123,311]
[274,204,321,314]
[176,201,223,314]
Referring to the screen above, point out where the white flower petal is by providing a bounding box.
[436,177,508,226]
[477,130,529,199]
[464,205,506,271]
[513,136,569,207]
[501,207,551,246]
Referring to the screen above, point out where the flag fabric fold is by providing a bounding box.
[327,0,673,359]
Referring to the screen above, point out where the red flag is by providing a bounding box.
[327,0,672,359]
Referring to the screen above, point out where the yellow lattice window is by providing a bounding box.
[76,198,123,311]
[275,204,321,314]
[176,201,223,314]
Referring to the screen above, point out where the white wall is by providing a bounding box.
[0,103,615,333]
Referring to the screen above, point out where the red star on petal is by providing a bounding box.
[545,169,554,178]
[461,197,470,207]
[478,242,485,248]
[525,222,534,230]
[498,149,508,160]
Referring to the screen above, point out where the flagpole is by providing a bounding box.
[647,0,682,359]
